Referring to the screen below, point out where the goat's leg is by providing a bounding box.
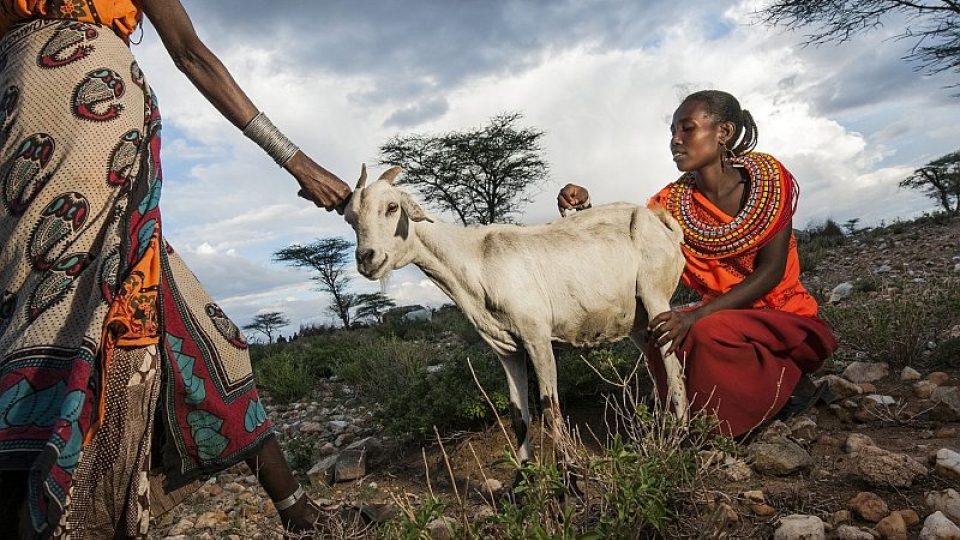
[523,338,581,496]
[499,352,531,464]
[638,293,689,422]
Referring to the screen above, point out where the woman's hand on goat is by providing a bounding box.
[649,309,699,355]
[557,183,591,216]
[284,152,352,213]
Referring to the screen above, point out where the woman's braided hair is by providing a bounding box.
[682,90,758,156]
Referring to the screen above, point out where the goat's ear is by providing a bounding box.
[355,163,368,190]
[380,166,402,185]
[400,191,432,223]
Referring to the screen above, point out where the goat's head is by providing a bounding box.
[344,164,433,280]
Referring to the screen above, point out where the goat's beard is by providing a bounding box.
[377,272,392,291]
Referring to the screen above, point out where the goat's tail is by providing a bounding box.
[650,205,684,245]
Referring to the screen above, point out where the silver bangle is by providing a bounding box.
[242,111,300,167]
[272,485,305,512]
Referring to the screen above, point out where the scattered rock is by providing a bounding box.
[829,282,854,303]
[897,509,921,527]
[299,421,323,433]
[717,502,739,524]
[307,455,339,488]
[820,375,864,399]
[759,420,794,442]
[334,449,366,482]
[346,436,384,465]
[748,439,814,476]
[842,361,890,384]
[194,510,228,529]
[875,511,908,540]
[916,381,939,399]
[848,491,890,523]
[787,416,819,441]
[935,449,960,482]
[720,456,753,482]
[743,490,765,503]
[426,516,458,540]
[752,503,777,517]
[864,394,896,406]
[854,445,928,488]
[829,510,852,527]
[845,432,876,453]
[834,525,875,540]
[902,367,922,381]
[168,518,195,536]
[482,478,504,496]
[926,489,960,524]
[929,372,951,386]
[774,514,825,540]
[919,511,960,540]
[359,503,397,524]
[319,442,337,456]
[931,386,960,420]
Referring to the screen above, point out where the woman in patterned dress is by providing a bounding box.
[558,90,837,437]
[0,0,349,537]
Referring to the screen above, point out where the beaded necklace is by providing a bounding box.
[665,152,797,259]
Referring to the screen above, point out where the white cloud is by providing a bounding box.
[130,1,957,328]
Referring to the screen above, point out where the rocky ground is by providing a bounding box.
[150,216,960,539]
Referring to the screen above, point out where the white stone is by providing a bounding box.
[829,282,855,303]
[901,366,922,381]
[774,514,826,540]
[935,448,960,482]
[842,361,890,384]
[926,489,960,524]
[919,511,960,540]
[845,433,876,454]
[864,394,896,406]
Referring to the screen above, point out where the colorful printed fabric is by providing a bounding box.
[0,0,141,40]
[0,20,271,538]
[649,152,819,317]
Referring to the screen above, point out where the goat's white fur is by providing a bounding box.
[345,166,688,463]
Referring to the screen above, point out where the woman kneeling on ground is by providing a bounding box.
[558,90,838,438]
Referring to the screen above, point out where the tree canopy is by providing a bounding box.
[242,311,289,344]
[274,238,357,328]
[379,112,549,225]
[759,1,960,79]
[900,149,960,214]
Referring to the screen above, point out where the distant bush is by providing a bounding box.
[252,349,315,404]
[822,278,960,367]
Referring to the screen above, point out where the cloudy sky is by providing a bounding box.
[133,0,959,336]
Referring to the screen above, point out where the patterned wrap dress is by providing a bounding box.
[0,4,274,538]
[646,152,838,437]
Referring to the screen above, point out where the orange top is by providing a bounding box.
[0,0,141,39]
[649,153,819,317]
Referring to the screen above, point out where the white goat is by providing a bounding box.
[344,166,688,465]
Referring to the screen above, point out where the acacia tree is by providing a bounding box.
[242,311,289,344]
[353,292,396,324]
[274,238,357,328]
[900,149,960,214]
[759,1,960,78]
[379,112,549,225]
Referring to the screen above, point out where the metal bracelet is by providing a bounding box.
[242,111,300,167]
[272,485,305,512]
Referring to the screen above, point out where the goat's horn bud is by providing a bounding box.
[380,166,403,185]
[355,163,368,190]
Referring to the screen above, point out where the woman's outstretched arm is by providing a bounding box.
[140,0,351,210]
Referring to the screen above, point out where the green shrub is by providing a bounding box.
[252,350,315,404]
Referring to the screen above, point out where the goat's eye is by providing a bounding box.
[386,202,399,214]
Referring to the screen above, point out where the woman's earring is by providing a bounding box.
[720,141,730,171]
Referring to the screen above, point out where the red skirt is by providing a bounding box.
[646,309,837,437]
